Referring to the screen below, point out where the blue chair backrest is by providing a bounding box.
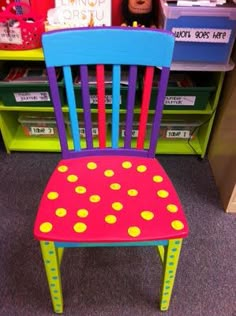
[42,27,175,159]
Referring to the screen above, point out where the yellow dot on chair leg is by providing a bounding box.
[40,222,53,233]
[47,192,59,200]
[73,222,87,233]
[128,226,141,238]
[57,165,68,172]
[157,190,169,198]
[171,220,184,231]
[105,215,117,224]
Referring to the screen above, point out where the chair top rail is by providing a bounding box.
[42,27,175,68]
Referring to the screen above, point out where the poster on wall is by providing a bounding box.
[49,0,111,27]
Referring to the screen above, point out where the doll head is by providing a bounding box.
[128,0,153,14]
[122,0,156,27]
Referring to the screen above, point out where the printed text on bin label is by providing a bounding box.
[14,92,51,102]
[30,127,55,136]
[0,27,22,44]
[172,28,231,43]
[165,96,195,106]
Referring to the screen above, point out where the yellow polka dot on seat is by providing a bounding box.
[141,211,154,221]
[77,209,89,218]
[89,195,101,203]
[58,165,68,172]
[153,175,163,183]
[40,222,53,233]
[75,186,87,194]
[47,192,59,200]
[127,189,138,196]
[171,220,184,231]
[105,215,117,224]
[137,165,147,173]
[87,162,97,170]
[67,175,78,183]
[112,202,123,211]
[110,183,121,190]
[104,169,114,177]
[167,204,178,213]
[73,222,87,233]
[157,190,169,198]
[122,161,132,169]
[128,226,141,238]
[55,208,67,217]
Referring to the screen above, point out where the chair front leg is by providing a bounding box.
[40,241,63,314]
[160,238,183,311]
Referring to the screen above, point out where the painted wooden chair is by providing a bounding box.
[33,27,189,313]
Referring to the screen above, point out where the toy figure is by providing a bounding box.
[121,0,156,27]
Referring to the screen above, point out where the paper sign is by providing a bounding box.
[172,28,231,43]
[165,96,196,106]
[90,95,119,104]
[166,129,190,139]
[14,92,51,102]
[121,129,139,138]
[0,26,22,44]
[53,0,111,27]
[30,127,55,135]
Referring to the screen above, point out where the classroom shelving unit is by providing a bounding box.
[0,48,233,157]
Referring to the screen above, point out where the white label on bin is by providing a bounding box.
[121,129,139,138]
[166,129,190,139]
[90,95,121,105]
[79,127,98,138]
[0,26,22,44]
[14,92,51,102]
[165,96,196,106]
[172,28,231,43]
[30,127,55,135]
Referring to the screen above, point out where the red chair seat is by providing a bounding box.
[34,155,188,243]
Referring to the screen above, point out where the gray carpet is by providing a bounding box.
[0,139,235,316]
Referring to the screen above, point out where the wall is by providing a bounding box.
[208,51,236,213]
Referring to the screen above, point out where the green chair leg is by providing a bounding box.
[40,241,64,314]
[160,239,183,311]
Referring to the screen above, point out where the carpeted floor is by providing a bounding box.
[0,139,235,316]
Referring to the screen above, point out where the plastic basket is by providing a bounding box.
[0,2,45,50]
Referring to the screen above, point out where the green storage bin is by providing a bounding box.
[18,114,58,137]
[0,82,65,107]
[72,67,139,109]
[149,72,215,110]
[0,65,64,107]
[159,120,201,139]
[73,84,132,109]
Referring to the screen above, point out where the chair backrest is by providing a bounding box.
[42,27,175,159]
